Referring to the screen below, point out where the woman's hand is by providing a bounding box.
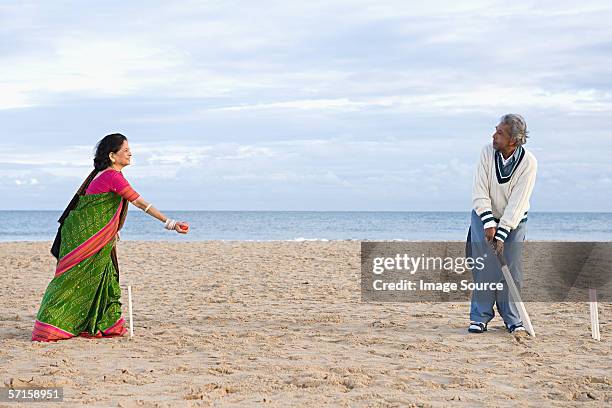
[175,221,189,234]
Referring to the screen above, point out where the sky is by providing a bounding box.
[1,0,611,211]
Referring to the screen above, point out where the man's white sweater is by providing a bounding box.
[472,144,537,242]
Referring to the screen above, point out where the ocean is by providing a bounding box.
[0,210,611,242]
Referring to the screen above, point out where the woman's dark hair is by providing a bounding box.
[94,133,127,171]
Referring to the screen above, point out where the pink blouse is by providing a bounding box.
[85,169,140,202]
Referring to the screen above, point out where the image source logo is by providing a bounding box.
[361,242,612,303]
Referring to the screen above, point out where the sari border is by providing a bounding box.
[102,317,126,335]
[79,330,102,339]
[54,200,123,278]
[32,320,75,342]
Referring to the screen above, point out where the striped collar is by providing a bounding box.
[494,145,525,184]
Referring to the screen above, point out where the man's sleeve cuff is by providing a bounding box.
[483,220,497,229]
[494,226,510,242]
[478,210,497,229]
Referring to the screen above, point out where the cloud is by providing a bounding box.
[14,178,38,186]
[0,1,610,210]
[2,0,612,112]
[205,88,612,114]
[0,136,610,210]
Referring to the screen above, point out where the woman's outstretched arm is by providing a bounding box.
[108,171,188,234]
[131,196,188,233]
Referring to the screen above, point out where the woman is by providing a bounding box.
[32,133,188,342]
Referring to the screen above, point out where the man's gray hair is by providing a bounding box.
[500,114,529,145]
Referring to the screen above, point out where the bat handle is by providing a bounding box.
[491,242,507,267]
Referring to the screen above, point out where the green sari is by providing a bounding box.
[32,192,128,341]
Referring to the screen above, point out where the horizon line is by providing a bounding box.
[1,209,611,214]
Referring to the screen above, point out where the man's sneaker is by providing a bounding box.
[507,323,526,333]
[468,321,488,333]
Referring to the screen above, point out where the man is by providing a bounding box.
[467,114,537,334]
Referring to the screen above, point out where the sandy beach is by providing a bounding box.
[0,241,609,407]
